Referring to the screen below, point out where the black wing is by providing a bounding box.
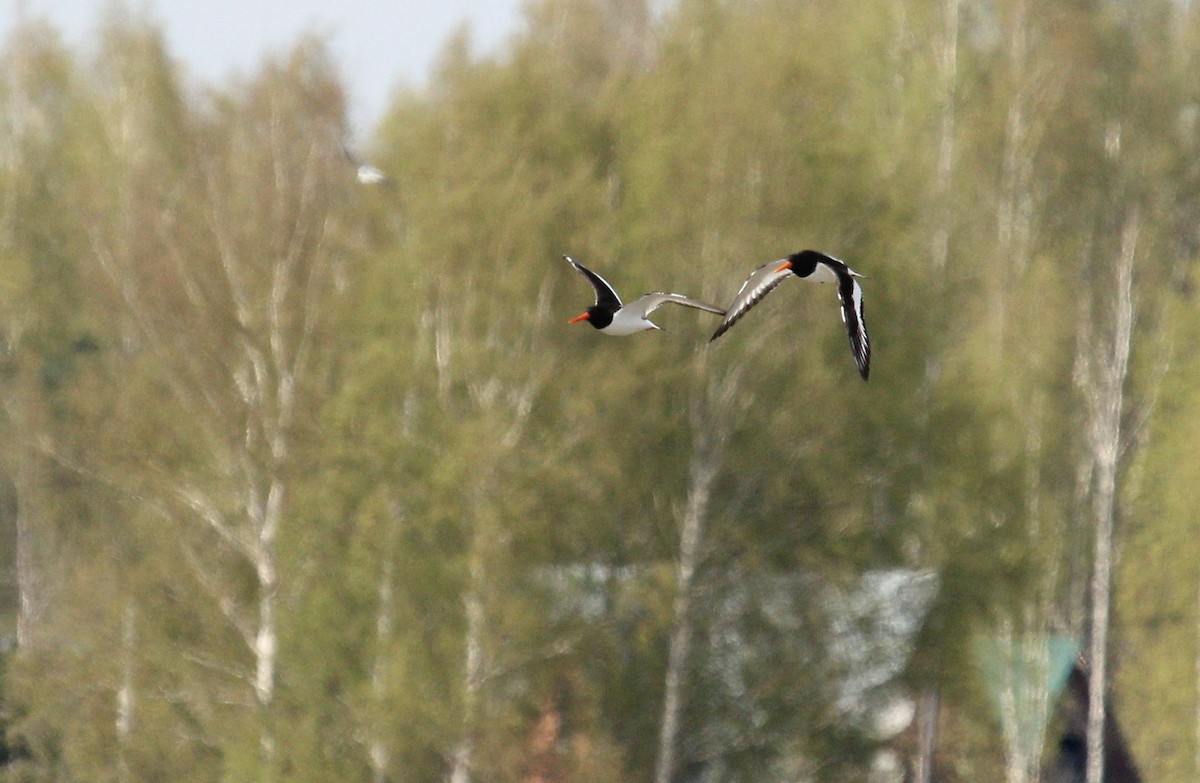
[709,260,793,341]
[836,272,870,381]
[564,256,622,309]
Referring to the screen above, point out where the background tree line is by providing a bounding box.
[0,0,1197,781]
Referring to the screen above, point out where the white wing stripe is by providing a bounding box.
[710,261,792,341]
[840,278,870,379]
[633,293,725,318]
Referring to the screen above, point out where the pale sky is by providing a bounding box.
[2,0,526,132]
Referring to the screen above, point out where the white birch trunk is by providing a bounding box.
[998,0,1033,277]
[370,545,396,783]
[449,532,486,783]
[997,621,1027,783]
[653,450,718,783]
[888,0,908,151]
[2,365,62,652]
[2,52,45,648]
[1081,211,1138,783]
[116,601,137,783]
[13,447,43,649]
[0,187,44,648]
[995,616,1052,783]
[653,359,742,783]
[913,689,940,783]
[253,480,283,779]
[991,0,1031,359]
[439,289,545,783]
[1085,465,1116,783]
[932,0,959,274]
[1195,570,1200,779]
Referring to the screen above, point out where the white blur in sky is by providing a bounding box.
[2,0,526,132]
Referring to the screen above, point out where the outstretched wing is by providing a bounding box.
[709,260,793,342]
[837,273,871,381]
[627,292,725,319]
[564,256,622,309]
[343,144,395,187]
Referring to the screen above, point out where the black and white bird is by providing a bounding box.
[564,256,725,336]
[710,250,871,380]
[342,143,395,188]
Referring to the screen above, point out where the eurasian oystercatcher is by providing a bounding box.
[342,144,395,188]
[710,250,870,380]
[564,256,724,336]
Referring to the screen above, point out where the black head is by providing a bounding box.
[569,304,616,330]
[782,250,825,277]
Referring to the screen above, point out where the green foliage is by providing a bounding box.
[0,1,1197,781]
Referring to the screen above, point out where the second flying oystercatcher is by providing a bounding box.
[710,250,871,380]
[342,144,395,188]
[564,256,725,336]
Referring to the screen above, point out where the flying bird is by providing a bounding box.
[342,143,395,188]
[710,249,870,380]
[563,256,725,336]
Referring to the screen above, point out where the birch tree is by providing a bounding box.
[85,37,354,781]
[964,7,1097,778]
[380,14,619,774]
[0,19,220,780]
[1076,210,1139,783]
[986,0,1075,351]
[931,0,959,275]
[913,7,958,775]
[444,339,548,783]
[0,19,88,651]
[652,352,751,783]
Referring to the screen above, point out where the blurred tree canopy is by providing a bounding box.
[0,1,1197,781]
